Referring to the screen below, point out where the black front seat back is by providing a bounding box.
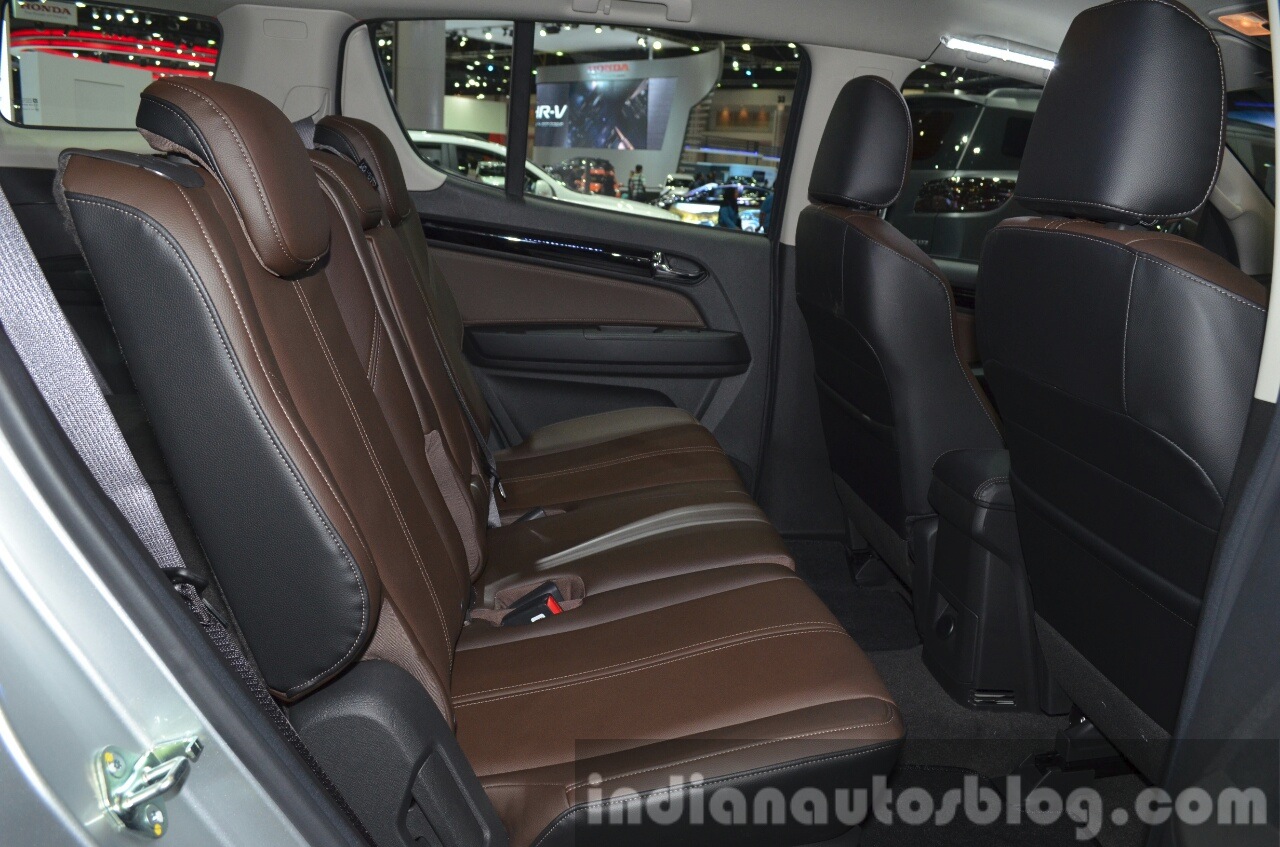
[977,0,1268,777]
[796,76,1002,579]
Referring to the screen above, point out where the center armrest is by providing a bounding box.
[928,448,1016,563]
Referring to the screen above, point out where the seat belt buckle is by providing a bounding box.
[501,581,566,627]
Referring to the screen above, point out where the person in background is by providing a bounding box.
[718,186,742,230]
[759,189,774,234]
[626,164,646,200]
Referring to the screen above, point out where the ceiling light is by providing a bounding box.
[787,42,796,48]
[691,45,701,52]
[652,40,663,50]
[774,65,782,72]
[556,50,565,56]
[741,42,751,51]
[1219,11,1269,37]
[637,36,647,47]
[484,30,493,40]
[539,28,547,37]
[594,25,603,33]
[941,36,1055,71]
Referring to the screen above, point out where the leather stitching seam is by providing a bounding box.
[453,629,850,708]
[568,703,900,792]
[827,207,1002,438]
[501,446,726,484]
[292,283,457,671]
[454,621,845,701]
[158,81,324,268]
[66,194,368,693]
[1016,0,1225,221]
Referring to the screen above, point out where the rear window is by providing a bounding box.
[2,0,221,129]
[892,65,1042,265]
[957,106,1033,171]
[908,96,981,172]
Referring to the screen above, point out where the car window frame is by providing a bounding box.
[360,16,810,237]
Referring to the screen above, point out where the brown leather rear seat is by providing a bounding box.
[313,114,747,518]
[303,123,795,599]
[57,79,903,847]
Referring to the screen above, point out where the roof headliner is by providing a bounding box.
[163,0,1263,62]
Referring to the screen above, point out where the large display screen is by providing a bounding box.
[534,77,677,150]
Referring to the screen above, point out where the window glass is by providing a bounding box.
[908,96,980,172]
[2,0,220,128]
[892,64,1041,264]
[522,25,800,232]
[375,19,515,193]
[897,66,1272,274]
[1227,88,1275,202]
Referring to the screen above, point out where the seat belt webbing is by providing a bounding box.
[0,185,376,846]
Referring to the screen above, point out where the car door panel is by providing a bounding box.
[465,327,750,377]
[427,245,707,328]
[411,177,773,487]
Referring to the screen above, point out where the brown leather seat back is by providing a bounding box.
[59,79,471,715]
[315,117,490,475]
[309,146,488,578]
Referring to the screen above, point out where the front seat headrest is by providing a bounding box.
[1015,0,1225,224]
[809,75,912,210]
[316,115,416,226]
[136,78,330,277]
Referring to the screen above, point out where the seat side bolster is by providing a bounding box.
[58,153,377,699]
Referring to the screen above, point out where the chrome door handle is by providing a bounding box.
[652,251,703,282]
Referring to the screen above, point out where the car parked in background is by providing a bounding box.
[888,88,1040,284]
[660,181,772,232]
[408,131,677,221]
[545,156,621,197]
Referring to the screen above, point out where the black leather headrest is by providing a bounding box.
[1015,0,1225,223]
[809,76,912,209]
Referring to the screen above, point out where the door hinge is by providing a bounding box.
[94,736,203,838]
